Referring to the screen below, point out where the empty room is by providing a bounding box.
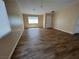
[0,0,79,59]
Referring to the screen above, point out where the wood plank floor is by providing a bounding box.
[11,28,79,59]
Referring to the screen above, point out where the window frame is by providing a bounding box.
[28,16,39,24]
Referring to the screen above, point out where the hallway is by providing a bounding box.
[12,28,79,59]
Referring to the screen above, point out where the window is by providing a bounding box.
[28,16,38,24]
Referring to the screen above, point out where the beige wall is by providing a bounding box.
[43,14,46,28]
[0,0,24,59]
[23,14,43,28]
[5,0,24,31]
[53,2,79,34]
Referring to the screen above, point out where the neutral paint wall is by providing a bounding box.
[4,0,24,31]
[0,0,24,59]
[43,14,46,28]
[23,14,43,28]
[0,0,11,38]
[53,2,79,34]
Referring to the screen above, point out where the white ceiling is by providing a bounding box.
[15,0,79,15]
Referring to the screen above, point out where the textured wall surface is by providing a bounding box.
[53,2,79,34]
[0,0,11,38]
[0,0,24,59]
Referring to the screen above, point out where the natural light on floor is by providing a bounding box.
[28,16,38,24]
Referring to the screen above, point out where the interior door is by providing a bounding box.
[75,16,79,33]
[45,14,52,28]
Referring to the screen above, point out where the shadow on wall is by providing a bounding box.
[0,0,11,39]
